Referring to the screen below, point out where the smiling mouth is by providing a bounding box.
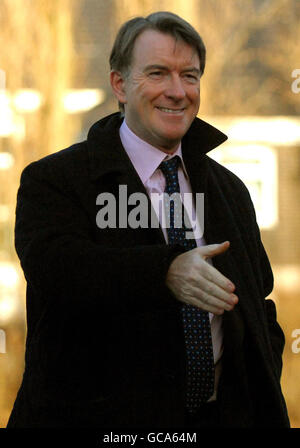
[156,107,185,114]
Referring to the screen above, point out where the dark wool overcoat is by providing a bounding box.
[7,113,290,428]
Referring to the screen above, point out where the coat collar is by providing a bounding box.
[87,112,228,181]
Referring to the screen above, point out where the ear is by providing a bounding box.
[110,70,127,106]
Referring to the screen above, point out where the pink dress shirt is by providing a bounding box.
[119,119,223,399]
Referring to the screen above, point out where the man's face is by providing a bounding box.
[114,30,201,153]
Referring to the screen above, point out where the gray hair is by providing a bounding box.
[109,11,206,112]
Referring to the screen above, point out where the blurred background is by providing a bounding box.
[0,0,300,428]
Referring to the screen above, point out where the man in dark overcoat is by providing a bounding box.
[7,11,290,428]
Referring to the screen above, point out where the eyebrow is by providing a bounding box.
[144,64,201,75]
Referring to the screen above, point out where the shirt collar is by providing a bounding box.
[119,119,188,185]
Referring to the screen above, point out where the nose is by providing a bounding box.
[164,74,186,101]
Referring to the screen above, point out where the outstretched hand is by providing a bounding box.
[166,241,238,315]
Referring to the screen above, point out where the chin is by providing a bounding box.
[160,128,188,143]
[156,134,182,151]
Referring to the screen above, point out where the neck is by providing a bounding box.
[123,119,181,154]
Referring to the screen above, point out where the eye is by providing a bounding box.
[148,71,164,79]
[183,73,199,83]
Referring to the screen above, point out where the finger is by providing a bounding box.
[182,293,230,315]
[198,241,230,260]
[179,284,237,314]
[200,278,238,306]
[195,285,237,310]
[188,268,235,304]
[196,258,236,294]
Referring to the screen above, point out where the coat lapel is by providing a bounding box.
[87,113,166,245]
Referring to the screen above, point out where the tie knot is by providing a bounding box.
[159,155,181,176]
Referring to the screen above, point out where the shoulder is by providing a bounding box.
[20,141,89,189]
[23,140,87,174]
[204,155,258,228]
[21,112,122,183]
[206,155,251,201]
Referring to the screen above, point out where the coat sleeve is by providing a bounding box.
[15,160,183,315]
[253,213,285,381]
[238,183,285,381]
[264,298,285,380]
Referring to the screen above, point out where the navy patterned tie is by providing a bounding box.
[159,155,215,413]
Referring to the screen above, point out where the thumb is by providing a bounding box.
[199,241,230,260]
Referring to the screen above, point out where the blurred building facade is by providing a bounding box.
[0,0,300,428]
